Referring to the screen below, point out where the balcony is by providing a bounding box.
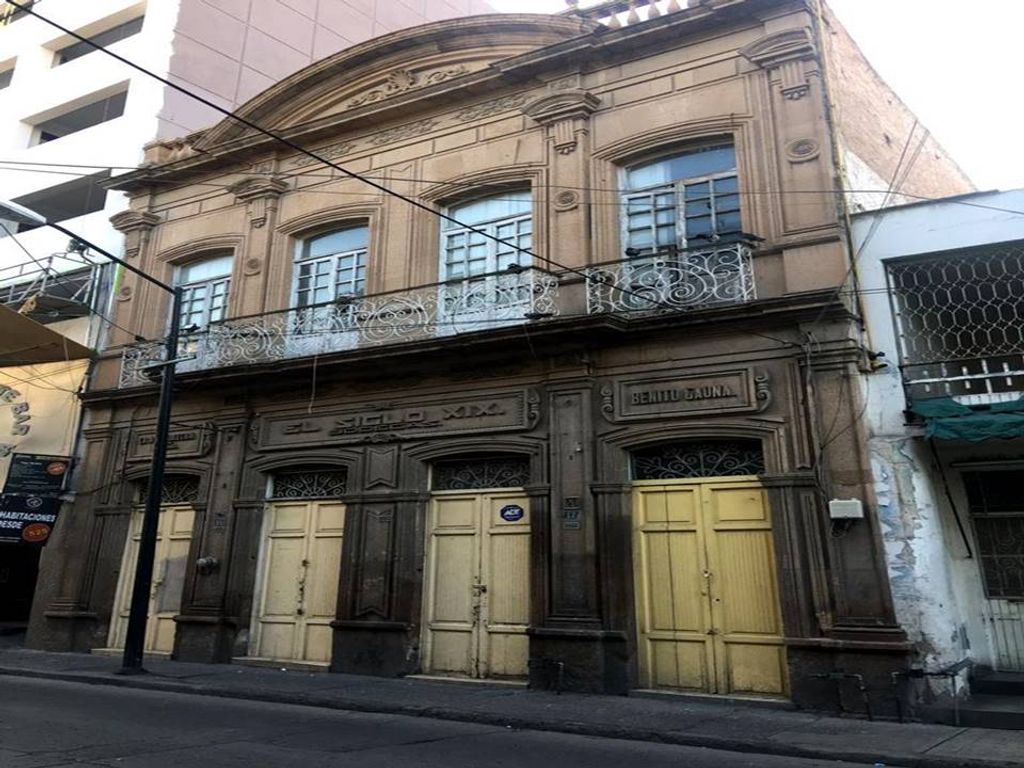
[118,244,755,388]
[887,243,1024,406]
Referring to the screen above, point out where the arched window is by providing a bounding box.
[622,144,740,254]
[631,439,764,480]
[432,455,531,490]
[133,473,201,505]
[440,190,532,280]
[174,252,233,330]
[270,468,348,499]
[293,225,368,307]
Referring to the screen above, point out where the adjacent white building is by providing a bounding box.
[854,189,1024,701]
[0,0,494,273]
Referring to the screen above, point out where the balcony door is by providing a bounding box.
[438,191,533,335]
[173,252,232,369]
[612,145,748,312]
[288,226,368,356]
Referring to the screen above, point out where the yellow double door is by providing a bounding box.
[422,490,531,680]
[633,477,788,696]
[252,499,345,664]
[109,505,195,654]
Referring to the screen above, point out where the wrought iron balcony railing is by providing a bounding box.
[117,244,756,388]
[586,243,755,314]
[119,267,560,387]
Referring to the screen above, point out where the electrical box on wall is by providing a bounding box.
[828,499,864,519]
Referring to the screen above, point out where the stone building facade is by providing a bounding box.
[28,0,974,712]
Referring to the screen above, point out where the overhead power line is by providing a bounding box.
[8,1,803,350]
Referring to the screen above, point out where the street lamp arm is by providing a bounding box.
[0,199,174,294]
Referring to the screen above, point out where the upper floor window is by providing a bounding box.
[2,172,109,235]
[54,16,145,66]
[294,226,368,306]
[0,62,13,90]
[622,143,740,253]
[441,190,532,280]
[33,88,127,144]
[175,253,232,330]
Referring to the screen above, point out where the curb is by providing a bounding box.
[1,666,1017,768]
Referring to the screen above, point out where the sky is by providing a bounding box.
[487,0,1023,192]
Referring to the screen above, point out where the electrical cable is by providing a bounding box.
[10,0,734,330]
[6,159,1024,215]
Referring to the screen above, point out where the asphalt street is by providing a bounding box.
[0,677,892,767]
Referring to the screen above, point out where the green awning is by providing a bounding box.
[911,397,1024,441]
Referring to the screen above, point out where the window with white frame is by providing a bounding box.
[293,226,368,307]
[622,144,740,253]
[440,190,532,280]
[175,253,232,330]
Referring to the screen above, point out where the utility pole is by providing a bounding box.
[0,199,182,674]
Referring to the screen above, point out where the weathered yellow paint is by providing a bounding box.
[422,491,530,679]
[253,500,345,663]
[109,505,195,654]
[633,478,787,696]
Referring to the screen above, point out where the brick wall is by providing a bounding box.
[820,2,974,206]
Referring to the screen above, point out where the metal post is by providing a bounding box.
[119,287,181,674]
[0,200,181,676]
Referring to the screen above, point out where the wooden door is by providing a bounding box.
[422,491,530,679]
[633,478,786,696]
[109,505,194,654]
[253,500,345,663]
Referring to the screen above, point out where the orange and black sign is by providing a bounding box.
[0,494,60,545]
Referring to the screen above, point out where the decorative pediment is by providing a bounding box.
[523,90,601,155]
[229,176,288,229]
[739,28,816,68]
[110,210,160,260]
[740,28,818,101]
[194,15,595,151]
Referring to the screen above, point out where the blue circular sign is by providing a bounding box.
[500,504,525,522]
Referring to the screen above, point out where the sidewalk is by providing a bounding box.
[2,647,1022,768]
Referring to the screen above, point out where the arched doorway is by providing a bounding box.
[421,455,531,680]
[106,475,199,655]
[250,468,347,666]
[630,439,787,697]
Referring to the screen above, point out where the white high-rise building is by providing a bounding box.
[0,0,495,272]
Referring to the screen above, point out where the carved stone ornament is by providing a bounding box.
[755,370,772,412]
[456,94,530,122]
[109,210,160,259]
[285,140,356,169]
[366,118,441,147]
[553,190,579,212]
[739,28,818,101]
[229,176,289,229]
[348,65,470,107]
[523,90,601,155]
[600,385,614,421]
[784,138,820,163]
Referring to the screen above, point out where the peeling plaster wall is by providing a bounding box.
[853,189,1024,679]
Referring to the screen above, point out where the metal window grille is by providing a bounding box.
[886,243,1024,404]
[963,471,1024,600]
[433,456,531,490]
[270,470,348,499]
[632,440,764,480]
[134,474,201,505]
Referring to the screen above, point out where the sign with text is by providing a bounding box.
[2,453,70,496]
[0,493,61,545]
[258,390,537,448]
[127,424,212,462]
[617,370,755,420]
